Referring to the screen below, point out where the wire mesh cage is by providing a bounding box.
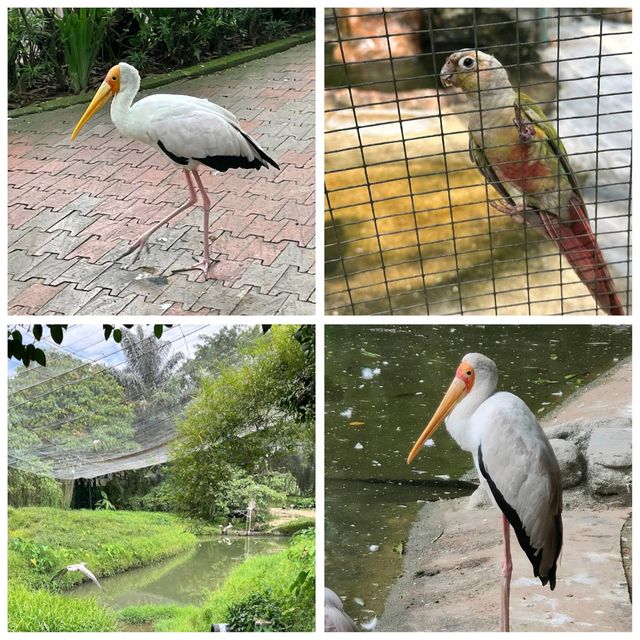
[325,7,632,315]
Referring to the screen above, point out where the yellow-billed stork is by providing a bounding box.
[71,62,279,276]
[407,353,563,632]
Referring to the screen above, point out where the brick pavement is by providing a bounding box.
[8,43,315,315]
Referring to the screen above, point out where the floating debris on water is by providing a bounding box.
[340,408,353,418]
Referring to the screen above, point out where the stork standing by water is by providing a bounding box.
[71,62,279,276]
[407,353,563,632]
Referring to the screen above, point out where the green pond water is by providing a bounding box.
[70,536,287,609]
[325,324,631,624]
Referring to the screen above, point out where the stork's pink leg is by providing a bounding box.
[190,168,214,276]
[117,169,198,263]
[500,514,512,632]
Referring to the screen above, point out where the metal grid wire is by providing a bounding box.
[325,8,632,315]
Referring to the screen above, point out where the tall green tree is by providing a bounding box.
[170,325,314,520]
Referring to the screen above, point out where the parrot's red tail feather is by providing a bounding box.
[537,199,625,315]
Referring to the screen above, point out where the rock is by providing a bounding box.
[586,427,632,497]
[466,485,492,509]
[549,438,582,488]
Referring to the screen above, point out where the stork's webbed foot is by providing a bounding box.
[170,256,218,279]
[116,234,152,266]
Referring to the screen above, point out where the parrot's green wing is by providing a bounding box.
[468,92,583,206]
[517,93,582,195]
[468,135,516,205]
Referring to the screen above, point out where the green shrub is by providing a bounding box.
[56,8,112,92]
[286,495,315,509]
[138,482,175,512]
[8,469,64,508]
[226,591,285,631]
[8,583,117,632]
[271,517,315,536]
[203,528,315,632]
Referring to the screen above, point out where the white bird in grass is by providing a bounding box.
[407,353,563,632]
[71,62,279,277]
[52,562,102,589]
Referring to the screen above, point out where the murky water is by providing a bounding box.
[325,324,631,624]
[70,536,287,609]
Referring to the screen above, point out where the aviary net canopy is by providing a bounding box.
[8,325,219,480]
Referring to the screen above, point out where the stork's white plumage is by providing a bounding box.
[407,353,563,632]
[53,562,102,589]
[71,62,279,276]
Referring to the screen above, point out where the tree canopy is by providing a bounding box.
[170,325,315,519]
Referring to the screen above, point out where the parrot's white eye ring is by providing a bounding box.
[462,57,475,69]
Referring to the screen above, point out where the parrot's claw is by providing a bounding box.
[490,198,527,225]
[513,104,535,143]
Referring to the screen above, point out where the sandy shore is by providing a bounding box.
[379,359,631,632]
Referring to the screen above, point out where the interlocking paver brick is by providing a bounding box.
[8,43,315,315]
[9,279,64,311]
[40,285,102,314]
[273,265,316,301]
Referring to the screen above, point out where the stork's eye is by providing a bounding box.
[112,76,117,81]
[466,370,472,376]
[462,57,474,69]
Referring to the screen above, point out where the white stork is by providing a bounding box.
[52,562,102,589]
[407,353,563,632]
[71,62,279,276]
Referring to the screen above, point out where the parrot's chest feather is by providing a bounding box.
[476,123,558,198]
[492,136,549,193]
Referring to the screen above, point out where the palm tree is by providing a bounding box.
[114,326,184,399]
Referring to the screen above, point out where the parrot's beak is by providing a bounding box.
[440,57,457,88]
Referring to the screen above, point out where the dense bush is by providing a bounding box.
[9,8,314,105]
[8,469,64,508]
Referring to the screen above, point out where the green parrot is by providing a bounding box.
[440,49,624,315]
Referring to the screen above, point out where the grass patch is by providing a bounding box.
[9,506,195,589]
[117,603,192,626]
[8,507,197,632]
[271,516,315,535]
[158,529,315,631]
[8,583,118,632]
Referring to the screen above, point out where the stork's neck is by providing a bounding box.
[110,76,140,137]
[445,376,496,453]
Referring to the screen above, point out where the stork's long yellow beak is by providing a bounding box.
[70,81,113,141]
[407,376,468,464]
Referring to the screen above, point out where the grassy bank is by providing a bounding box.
[121,528,316,632]
[8,507,196,632]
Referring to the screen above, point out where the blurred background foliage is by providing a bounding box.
[8,7,314,106]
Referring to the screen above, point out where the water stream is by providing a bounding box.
[325,324,631,624]
[70,536,288,609]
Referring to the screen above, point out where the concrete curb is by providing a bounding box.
[9,30,314,118]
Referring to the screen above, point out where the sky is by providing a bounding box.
[8,324,252,377]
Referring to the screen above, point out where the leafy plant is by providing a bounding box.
[55,8,112,93]
[226,591,284,631]
[95,490,116,511]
